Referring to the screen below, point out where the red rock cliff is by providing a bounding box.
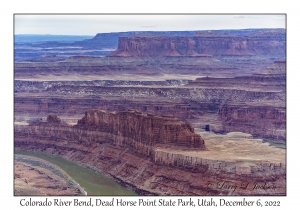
[77,109,205,149]
[109,33,285,57]
[14,111,286,195]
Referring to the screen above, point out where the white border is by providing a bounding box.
[2,0,297,209]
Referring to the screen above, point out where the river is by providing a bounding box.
[15,150,138,196]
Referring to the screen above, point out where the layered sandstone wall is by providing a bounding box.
[217,103,286,141]
[14,84,285,142]
[77,109,205,149]
[14,30,286,79]
[14,96,194,120]
[15,110,205,156]
[14,110,285,177]
[14,127,285,178]
[259,60,286,75]
[14,123,286,195]
[14,55,236,77]
[14,122,154,158]
[154,150,285,177]
[109,34,285,57]
[186,74,286,91]
[184,61,286,140]
[185,60,286,91]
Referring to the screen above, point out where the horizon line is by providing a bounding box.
[14,27,286,36]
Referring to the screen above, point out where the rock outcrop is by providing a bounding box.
[14,95,195,123]
[217,103,286,141]
[14,55,237,78]
[186,74,286,92]
[185,61,286,141]
[259,60,286,75]
[14,71,285,141]
[77,109,205,150]
[15,29,286,79]
[14,31,286,80]
[109,31,285,58]
[22,110,205,156]
[14,111,286,196]
[46,114,61,123]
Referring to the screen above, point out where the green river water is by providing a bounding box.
[15,150,138,196]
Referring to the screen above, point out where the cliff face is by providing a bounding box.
[215,61,286,141]
[184,61,286,141]
[15,111,286,196]
[259,60,286,75]
[14,112,286,195]
[14,96,194,122]
[217,103,286,141]
[14,82,285,141]
[77,109,205,149]
[15,29,286,79]
[14,55,236,78]
[109,33,285,58]
[16,110,205,154]
[186,74,286,91]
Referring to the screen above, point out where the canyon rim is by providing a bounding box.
[14,14,286,196]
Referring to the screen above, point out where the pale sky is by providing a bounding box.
[14,14,286,35]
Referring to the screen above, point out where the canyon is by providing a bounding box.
[14,29,285,78]
[14,60,286,141]
[15,112,285,196]
[186,60,286,141]
[14,28,286,196]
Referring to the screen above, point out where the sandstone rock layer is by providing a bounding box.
[110,33,285,57]
[14,111,285,196]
